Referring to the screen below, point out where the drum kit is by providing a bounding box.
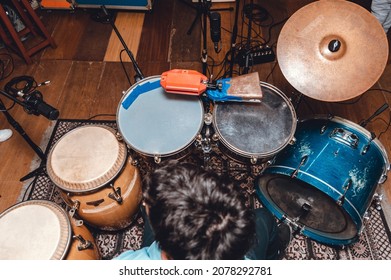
[0,0,390,259]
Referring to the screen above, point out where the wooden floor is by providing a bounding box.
[1,0,391,217]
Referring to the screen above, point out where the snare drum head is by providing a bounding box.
[47,125,127,192]
[117,76,204,157]
[213,82,296,159]
[0,200,71,260]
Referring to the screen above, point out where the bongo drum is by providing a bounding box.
[47,125,142,231]
[0,200,100,260]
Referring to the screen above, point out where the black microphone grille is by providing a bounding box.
[210,12,221,44]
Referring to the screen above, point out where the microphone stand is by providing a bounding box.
[228,0,240,77]
[360,103,390,128]
[242,0,254,74]
[0,92,46,181]
[180,0,233,75]
[100,5,145,83]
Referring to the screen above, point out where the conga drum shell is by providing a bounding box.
[66,218,101,260]
[47,125,142,231]
[61,160,142,230]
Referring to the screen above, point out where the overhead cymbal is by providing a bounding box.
[277,0,389,102]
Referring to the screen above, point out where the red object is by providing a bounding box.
[160,69,208,95]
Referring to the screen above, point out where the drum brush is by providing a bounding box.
[160,69,263,102]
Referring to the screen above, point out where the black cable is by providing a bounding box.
[0,53,14,81]
[87,113,116,121]
[377,112,391,140]
[120,49,133,87]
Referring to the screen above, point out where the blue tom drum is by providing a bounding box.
[256,115,390,246]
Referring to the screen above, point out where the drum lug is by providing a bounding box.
[378,174,388,184]
[361,132,376,155]
[337,179,352,206]
[320,115,333,134]
[289,137,296,145]
[250,157,258,164]
[320,125,327,134]
[73,234,94,251]
[108,184,123,204]
[372,193,383,211]
[291,155,308,178]
[115,131,123,142]
[204,112,213,125]
[68,200,80,218]
[154,156,162,164]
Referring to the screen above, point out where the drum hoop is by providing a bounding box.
[266,165,363,223]
[213,82,297,159]
[47,125,128,193]
[301,115,390,173]
[0,200,71,260]
[257,173,360,245]
[116,76,205,158]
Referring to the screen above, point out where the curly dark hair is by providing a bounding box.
[142,160,256,260]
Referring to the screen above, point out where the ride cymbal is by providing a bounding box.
[277,0,389,102]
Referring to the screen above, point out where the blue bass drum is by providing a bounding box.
[256,116,390,246]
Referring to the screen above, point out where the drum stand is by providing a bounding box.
[0,95,46,181]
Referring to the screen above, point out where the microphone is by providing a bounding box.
[23,91,59,120]
[210,12,221,53]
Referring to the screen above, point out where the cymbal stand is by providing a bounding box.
[180,0,233,75]
[0,93,46,181]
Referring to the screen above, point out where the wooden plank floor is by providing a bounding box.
[1,0,390,221]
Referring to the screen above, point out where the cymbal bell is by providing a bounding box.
[277,0,389,102]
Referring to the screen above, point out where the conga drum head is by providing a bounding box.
[47,125,127,193]
[0,200,71,260]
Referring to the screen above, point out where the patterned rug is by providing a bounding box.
[24,119,391,260]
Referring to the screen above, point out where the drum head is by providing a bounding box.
[0,200,71,260]
[257,174,358,245]
[117,76,204,158]
[47,125,127,192]
[213,82,296,159]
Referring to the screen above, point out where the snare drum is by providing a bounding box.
[117,76,205,163]
[212,82,297,164]
[0,200,100,260]
[256,116,390,246]
[47,125,142,231]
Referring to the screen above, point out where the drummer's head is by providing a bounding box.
[142,159,255,260]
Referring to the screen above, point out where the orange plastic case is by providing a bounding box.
[160,69,208,95]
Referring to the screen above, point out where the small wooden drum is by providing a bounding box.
[47,125,142,231]
[0,200,100,260]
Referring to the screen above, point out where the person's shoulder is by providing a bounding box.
[113,241,162,260]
